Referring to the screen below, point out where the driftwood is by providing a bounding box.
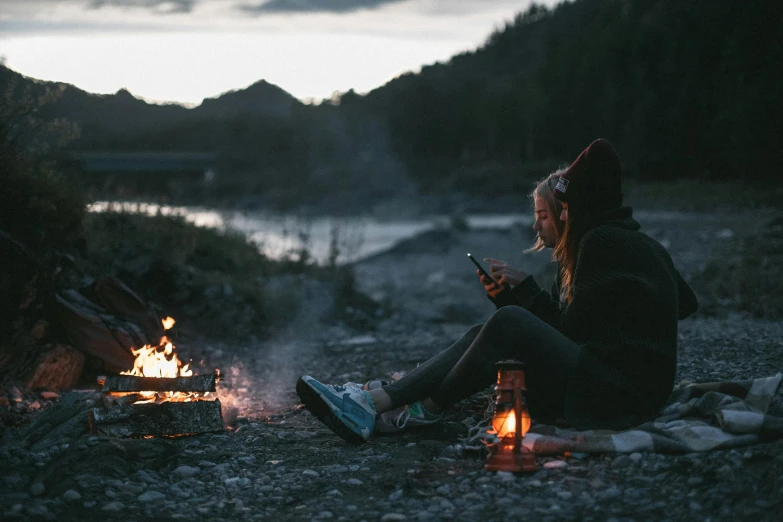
[22,392,101,451]
[89,399,224,437]
[100,372,218,393]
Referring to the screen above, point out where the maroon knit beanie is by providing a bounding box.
[553,138,623,211]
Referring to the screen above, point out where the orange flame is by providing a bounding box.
[122,336,192,379]
[492,409,531,438]
[120,319,204,404]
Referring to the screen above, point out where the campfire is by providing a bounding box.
[89,317,225,438]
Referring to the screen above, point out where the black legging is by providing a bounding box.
[383,306,581,419]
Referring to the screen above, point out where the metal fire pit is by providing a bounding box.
[89,371,224,438]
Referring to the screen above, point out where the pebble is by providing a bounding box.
[137,491,166,502]
[380,514,408,521]
[302,469,320,478]
[102,502,125,512]
[346,478,364,486]
[29,482,45,496]
[495,471,515,482]
[544,460,568,469]
[173,465,201,477]
[63,490,81,502]
[629,452,643,462]
[612,455,633,468]
[388,489,404,501]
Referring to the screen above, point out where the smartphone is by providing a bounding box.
[467,253,499,289]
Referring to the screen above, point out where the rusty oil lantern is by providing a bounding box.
[484,360,536,472]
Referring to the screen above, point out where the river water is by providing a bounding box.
[88,201,533,264]
[89,202,693,265]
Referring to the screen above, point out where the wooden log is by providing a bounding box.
[27,344,85,390]
[100,372,218,393]
[89,399,224,437]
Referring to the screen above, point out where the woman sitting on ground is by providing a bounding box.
[296,139,699,444]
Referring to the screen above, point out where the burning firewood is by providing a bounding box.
[90,316,225,438]
[99,372,219,394]
[89,400,224,438]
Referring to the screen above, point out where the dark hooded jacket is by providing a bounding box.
[493,206,698,430]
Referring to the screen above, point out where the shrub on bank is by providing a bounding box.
[80,211,379,339]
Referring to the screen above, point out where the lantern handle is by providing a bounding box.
[514,386,523,452]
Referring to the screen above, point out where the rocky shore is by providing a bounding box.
[2,209,782,521]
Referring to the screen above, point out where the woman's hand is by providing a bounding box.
[478,270,506,298]
[483,258,529,287]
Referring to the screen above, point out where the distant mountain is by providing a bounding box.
[195,79,301,120]
[0,65,302,139]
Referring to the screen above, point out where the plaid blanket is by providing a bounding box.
[467,373,783,454]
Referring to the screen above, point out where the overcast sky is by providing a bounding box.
[0,0,562,105]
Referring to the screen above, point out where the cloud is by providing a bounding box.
[89,0,196,13]
[238,0,409,15]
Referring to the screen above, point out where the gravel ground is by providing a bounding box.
[2,210,783,521]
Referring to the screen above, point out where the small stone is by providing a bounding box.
[28,401,41,411]
[629,453,643,462]
[611,455,632,469]
[302,469,319,478]
[40,392,59,400]
[689,501,702,511]
[687,477,703,486]
[134,470,156,483]
[435,484,451,495]
[63,490,81,502]
[346,478,363,486]
[716,228,735,239]
[102,502,125,512]
[381,514,408,522]
[137,491,166,502]
[495,471,515,482]
[173,465,201,478]
[388,489,404,501]
[544,460,568,469]
[29,483,45,496]
[717,465,734,482]
[529,479,542,487]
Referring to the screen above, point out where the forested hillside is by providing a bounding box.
[361,0,782,185]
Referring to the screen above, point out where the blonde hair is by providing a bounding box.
[525,169,566,254]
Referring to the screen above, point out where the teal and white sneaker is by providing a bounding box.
[296,376,376,444]
[375,401,443,434]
